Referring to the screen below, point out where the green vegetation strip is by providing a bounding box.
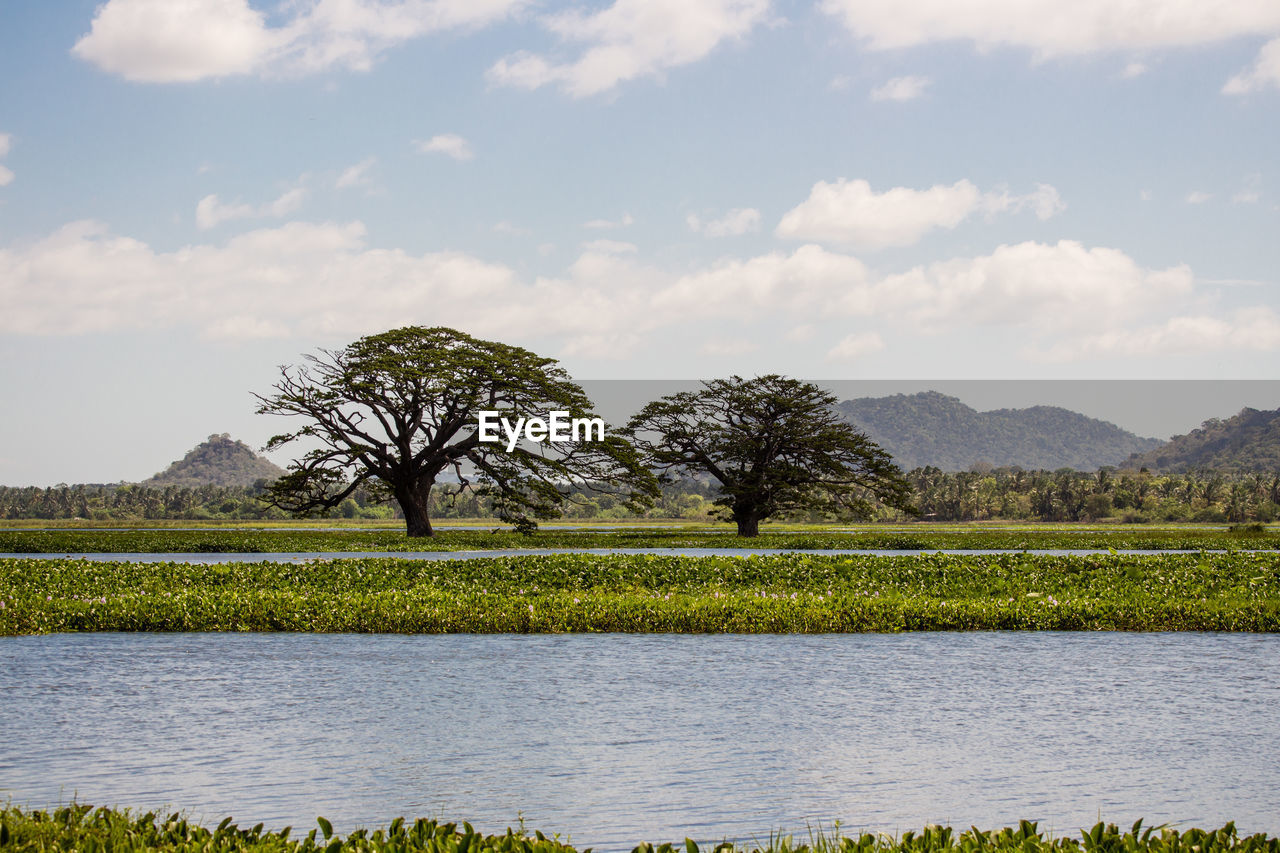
[3,552,1278,634]
[1,525,1277,554]
[2,806,1278,853]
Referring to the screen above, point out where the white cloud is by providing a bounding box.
[821,0,1280,58]
[775,178,1063,249]
[0,219,527,339]
[650,239,1209,354]
[0,133,11,187]
[268,188,307,216]
[1035,309,1280,361]
[583,212,635,229]
[336,157,377,189]
[981,183,1066,220]
[826,332,885,361]
[870,75,930,101]
[876,240,1195,334]
[1186,190,1212,204]
[73,0,525,83]
[72,0,279,82]
[5,221,1273,364]
[416,134,473,161]
[700,338,758,356]
[487,0,770,97]
[559,332,646,359]
[196,196,253,229]
[195,185,307,229]
[778,179,979,248]
[654,244,871,317]
[581,239,638,254]
[1224,37,1280,94]
[827,74,853,91]
[686,207,761,237]
[1121,61,1149,78]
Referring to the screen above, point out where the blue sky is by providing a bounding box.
[1,0,1278,484]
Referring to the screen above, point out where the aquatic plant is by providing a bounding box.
[0,524,1276,554]
[1,806,1277,853]
[3,552,1277,635]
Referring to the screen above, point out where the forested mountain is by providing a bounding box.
[144,434,284,487]
[1124,407,1280,473]
[837,392,1162,472]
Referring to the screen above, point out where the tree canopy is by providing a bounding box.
[624,374,916,536]
[256,326,657,536]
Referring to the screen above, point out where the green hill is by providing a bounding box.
[1124,407,1280,473]
[144,434,284,487]
[838,392,1162,472]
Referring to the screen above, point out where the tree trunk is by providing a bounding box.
[396,479,435,538]
[734,507,761,537]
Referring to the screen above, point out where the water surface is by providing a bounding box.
[1,632,1276,848]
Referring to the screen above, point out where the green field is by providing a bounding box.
[0,522,1277,553]
[2,805,1276,853]
[3,551,1277,635]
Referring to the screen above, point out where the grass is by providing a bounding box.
[3,551,1278,634]
[0,524,1277,553]
[1,805,1277,853]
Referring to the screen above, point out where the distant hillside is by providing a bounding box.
[144,434,284,487]
[838,392,1162,472]
[1124,407,1280,473]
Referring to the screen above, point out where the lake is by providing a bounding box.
[1,632,1276,849]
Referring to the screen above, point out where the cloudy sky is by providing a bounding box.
[1,0,1278,484]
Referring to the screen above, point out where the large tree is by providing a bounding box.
[256,326,656,536]
[624,375,915,536]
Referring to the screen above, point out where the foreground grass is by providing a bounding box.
[0,524,1277,553]
[3,805,1277,853]
[3,552,1278,634]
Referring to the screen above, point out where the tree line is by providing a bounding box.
[6,468,1278,524]
[907,466,1280,523]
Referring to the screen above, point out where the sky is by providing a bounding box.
[1,0,1278,485]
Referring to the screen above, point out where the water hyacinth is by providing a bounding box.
[2,552,1277,635]
[1,806,1277,853]
[0,524,1277,555]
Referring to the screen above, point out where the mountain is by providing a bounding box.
[837,392,1162,472]
[1123,407,1280,473]
[144,434,284,487]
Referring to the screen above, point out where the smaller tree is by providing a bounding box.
[625,375,915,536]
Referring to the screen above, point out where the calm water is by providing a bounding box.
[2,633,1277,848]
